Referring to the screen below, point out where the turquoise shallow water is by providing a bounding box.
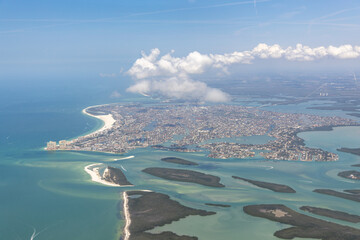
[1,81,360,240]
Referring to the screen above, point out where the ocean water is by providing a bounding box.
[1,79,360,240]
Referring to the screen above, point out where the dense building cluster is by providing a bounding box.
[47,103,358,161]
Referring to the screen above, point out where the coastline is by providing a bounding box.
[84,163,130,187]
[43,104,116,151]
[80,106,116,139]
[123,191,131,240]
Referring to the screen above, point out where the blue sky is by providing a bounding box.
[0,0,360,82]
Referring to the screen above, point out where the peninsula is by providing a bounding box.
[142,167,225,188]
[232,176,296,193]
[47,103,358,161]
[122,190,215,240]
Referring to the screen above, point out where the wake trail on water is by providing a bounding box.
[113,156,134,161]
[29,226,48,240]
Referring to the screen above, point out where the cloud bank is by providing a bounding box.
[127,44,360,102]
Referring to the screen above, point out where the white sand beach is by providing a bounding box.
[123,191,131,240]
[84,163,121,187]
[81,106,116,138]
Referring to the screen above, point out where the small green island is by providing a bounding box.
[314,189,360,202]
[300,206,360,223]
[232,176,296,193]
[103,166,133,186]
[161,157,198,166]
[337,147,360,156]
[243,204,360,240]
[124,191,215,240]
[142,167,225,188]
[338,170,360,180]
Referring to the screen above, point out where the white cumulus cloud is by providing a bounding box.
[127,43,360,102]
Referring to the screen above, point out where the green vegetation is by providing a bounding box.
[338,170,360,180]
[337,147,360,156]
[126,191,215,240]
[132,231,197,240]
[300,206,360,223]
[344,189,360,194]
[314,189,360,202]
[232,176,296,193]
[143,167,225,187]
[103,166,132,186]
[244,204,360,240]
[205,203,231,208]
[161,157,198,166]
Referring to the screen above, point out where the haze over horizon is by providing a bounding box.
[1,0,360,81]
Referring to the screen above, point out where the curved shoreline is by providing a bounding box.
[80,105,116,139]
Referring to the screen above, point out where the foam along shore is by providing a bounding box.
[84,163,123,187]
[81,106,116,138]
